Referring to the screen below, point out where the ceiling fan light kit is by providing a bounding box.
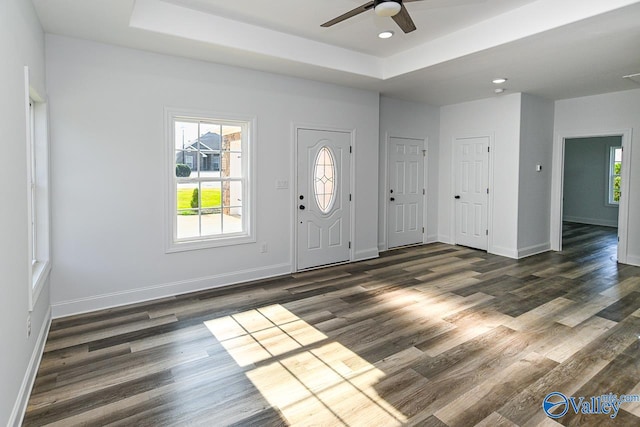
[375,0,402,17]
[322,0,420,34]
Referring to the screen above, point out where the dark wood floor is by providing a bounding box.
[24,223,640,426]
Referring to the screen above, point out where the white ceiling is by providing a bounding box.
[33,0,640,106]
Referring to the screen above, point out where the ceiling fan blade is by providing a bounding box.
[392,4,417,33]
[321,1,375,28]
[403,0,486,6]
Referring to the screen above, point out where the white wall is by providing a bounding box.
[517,93,554,256]
[439,93,522,257]
[0,0,51,425]
[555,88,640,265]
[563,136,620,227]
[378,96,440,248]
[46,35,380,317]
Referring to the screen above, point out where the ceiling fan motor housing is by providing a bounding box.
[375,0,402,17]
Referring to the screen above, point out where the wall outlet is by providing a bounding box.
[260,242,268,253]
[27,315,32,337]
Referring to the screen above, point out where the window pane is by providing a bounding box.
[198,182,221,237]
[201,182,222,213]
[221,128,243,178]
[217,181,243,235]
[177,210,199,240]
[614,148,622,162]
[224,181,243,215]
[201,212,223,237]
[198,122,222,178]
[313,147,336,213]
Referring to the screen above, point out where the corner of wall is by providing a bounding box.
[9,306,51,427]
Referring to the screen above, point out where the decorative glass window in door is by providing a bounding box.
[313,146,336,213]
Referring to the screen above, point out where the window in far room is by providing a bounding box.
[608,146,622,205]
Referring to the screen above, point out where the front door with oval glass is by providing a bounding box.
[297,128,351,270]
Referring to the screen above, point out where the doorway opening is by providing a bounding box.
[552,130,632,264]
[563,136,621,261]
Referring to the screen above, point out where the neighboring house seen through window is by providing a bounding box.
[167,109,254,252]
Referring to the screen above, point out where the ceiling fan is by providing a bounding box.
[321,0,428,34]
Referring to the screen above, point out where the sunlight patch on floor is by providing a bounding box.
[205,304,406,426]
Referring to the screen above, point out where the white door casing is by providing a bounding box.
[296,128,351,270]
[551,129,632,264]
[388,137,425,248]
[454,136,489,250]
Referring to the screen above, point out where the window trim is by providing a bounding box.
[24,66,51,311]
[165,107,256,253]
[606,145,622,206]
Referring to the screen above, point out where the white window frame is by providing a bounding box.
[165,108,256,253]
[24,66,51,310]
[607,145,622,206]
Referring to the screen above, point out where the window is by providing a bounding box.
[24,66,51,309]
[608,146,622,205]
[167,109,255,252]
[313,146,336,214]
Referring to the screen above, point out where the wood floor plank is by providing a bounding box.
[23,222,640,426]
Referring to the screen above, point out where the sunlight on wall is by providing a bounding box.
[204,304,407,426]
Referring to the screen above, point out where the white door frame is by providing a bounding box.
[292,123,355,271]
[450,134,494,252]
[382,133,428,251]
[551,128,632,263]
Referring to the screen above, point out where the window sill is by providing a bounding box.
[31,260,51,311]
[166,234,256,253]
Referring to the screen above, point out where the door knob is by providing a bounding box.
[299,205,306,210]
[390,197,395,202]
[454,195,461,199]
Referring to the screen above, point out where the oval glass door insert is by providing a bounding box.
[313,146,336,213]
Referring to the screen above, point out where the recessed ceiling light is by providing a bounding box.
[378,31,394,39]
[492,78,508,84]
[495,88,505,94]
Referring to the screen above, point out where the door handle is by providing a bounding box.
[454,195,461,199]
[299,205,306,210]
[390,197,395,202]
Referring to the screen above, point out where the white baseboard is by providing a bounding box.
[437,234,453,244]
[626,254,640,267]
[425,234,438,244]
[52,263,292,318]
[489,245,519,259]
[9,306,51,427]
[355,247,379,262]
[517,243,551,259]
[564,216,618,228]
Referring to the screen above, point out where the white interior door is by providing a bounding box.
[388,137,424,248]
[297,129,351,270]
[454,136,489,250]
